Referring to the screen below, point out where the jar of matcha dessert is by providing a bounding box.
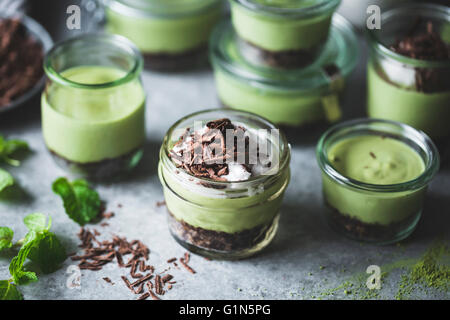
[367,3,450,139]
[229,0,341,68]
[317,119,440,244]
[158,109,291,259]
[42,34,146,180]
[104,0,224,70]
[210,14,358,127]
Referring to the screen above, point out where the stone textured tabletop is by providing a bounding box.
[0,3,449,300]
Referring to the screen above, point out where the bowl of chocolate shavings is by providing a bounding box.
[0,13,53,114]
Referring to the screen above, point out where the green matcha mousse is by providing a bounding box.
[42,65,146,175]
[158,111,290,259]
[317,119,439,244]
[230,0,340,67]
[210,15,358,127]
[105,0,223,69]
[367,4,450,139]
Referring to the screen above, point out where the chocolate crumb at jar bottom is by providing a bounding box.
[142,46,208,71]
[168,210,279,259]
[49,147,143,180]
[324,202,421,244]
[239,39,319,69]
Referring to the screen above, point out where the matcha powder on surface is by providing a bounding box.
[396,241,450,300]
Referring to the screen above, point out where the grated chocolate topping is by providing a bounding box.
[169,118,254,181]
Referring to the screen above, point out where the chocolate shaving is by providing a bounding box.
[137,292,150,300]
[168,118,254,182]
[179,258,196,274]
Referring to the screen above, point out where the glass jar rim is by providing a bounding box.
[316,118,440,193]
[231,0,341,18]
[107,0,222,18]
[209,14,359,93]
[44,33,143,90]
[366,3,450,68]
[160,108,291,187]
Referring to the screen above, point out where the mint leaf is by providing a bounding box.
[0,168,14,192]
[0,280,23,300]
[52,177,101,226]
[28,231,66,274]
[9,232,38,285]
[0,227,14,251]
[24,213,51,233]
[0,136,29,167]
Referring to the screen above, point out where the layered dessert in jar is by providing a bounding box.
[317,119,440,244]
[210,14,358,127]
[367,3,450,139]
[42,34,146,179]
[105,0,224,70]
[158,109,291,259]
[229,0,341,68]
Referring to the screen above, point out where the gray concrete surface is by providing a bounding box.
[0,1,449,300]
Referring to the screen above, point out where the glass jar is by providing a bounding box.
[366,3,450,139]
[42,33,146,180]
[229,0,341,68]
[158,109,291,259]
[316,119,440,244]
[210,14,359,127]
[104,0,224,70]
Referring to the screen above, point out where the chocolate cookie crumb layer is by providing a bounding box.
[143,46,207,71]
[239,39,319,69]
[49,147,143,180]
[325,202,421,244]
[168,210,278,255]
[0,18,44,108]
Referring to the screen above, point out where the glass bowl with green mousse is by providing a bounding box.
[42,34,146,180]
[210,14,359,127]
[229,0,341,68]
[158,109,291,259]
[105,0,224,70]
[317,119,440,244]
[367,3,450,139]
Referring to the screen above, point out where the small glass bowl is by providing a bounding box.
[316,119,440,244]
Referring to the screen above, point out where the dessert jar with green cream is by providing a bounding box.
[367,3,450,139]
[317,119,440,244]
[210,14,358,127]
[42,34,146,179]
[158,109,291,259]
[104,0,224,70]
[229,0,341,68]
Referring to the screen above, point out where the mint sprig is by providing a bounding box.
[52,177,101,226]
[0,168,14,193]
[0,226,14,251]
[0,280,23,300]
[2,213,67,299]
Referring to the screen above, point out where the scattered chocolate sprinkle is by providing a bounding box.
[102,212,115,219]
[131,273,153,287]
[156,201,166,207]
[100,222,109,227]
[148,289,160,301]
[121,276,133,291]
[184,252,190,264]
[179,258,196,274]
[167,258,177,263]
[134,282,145,294]
[161,274,173,283]
[0,18,44,108]
[103,277,114,285]
[137,292,150,300]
